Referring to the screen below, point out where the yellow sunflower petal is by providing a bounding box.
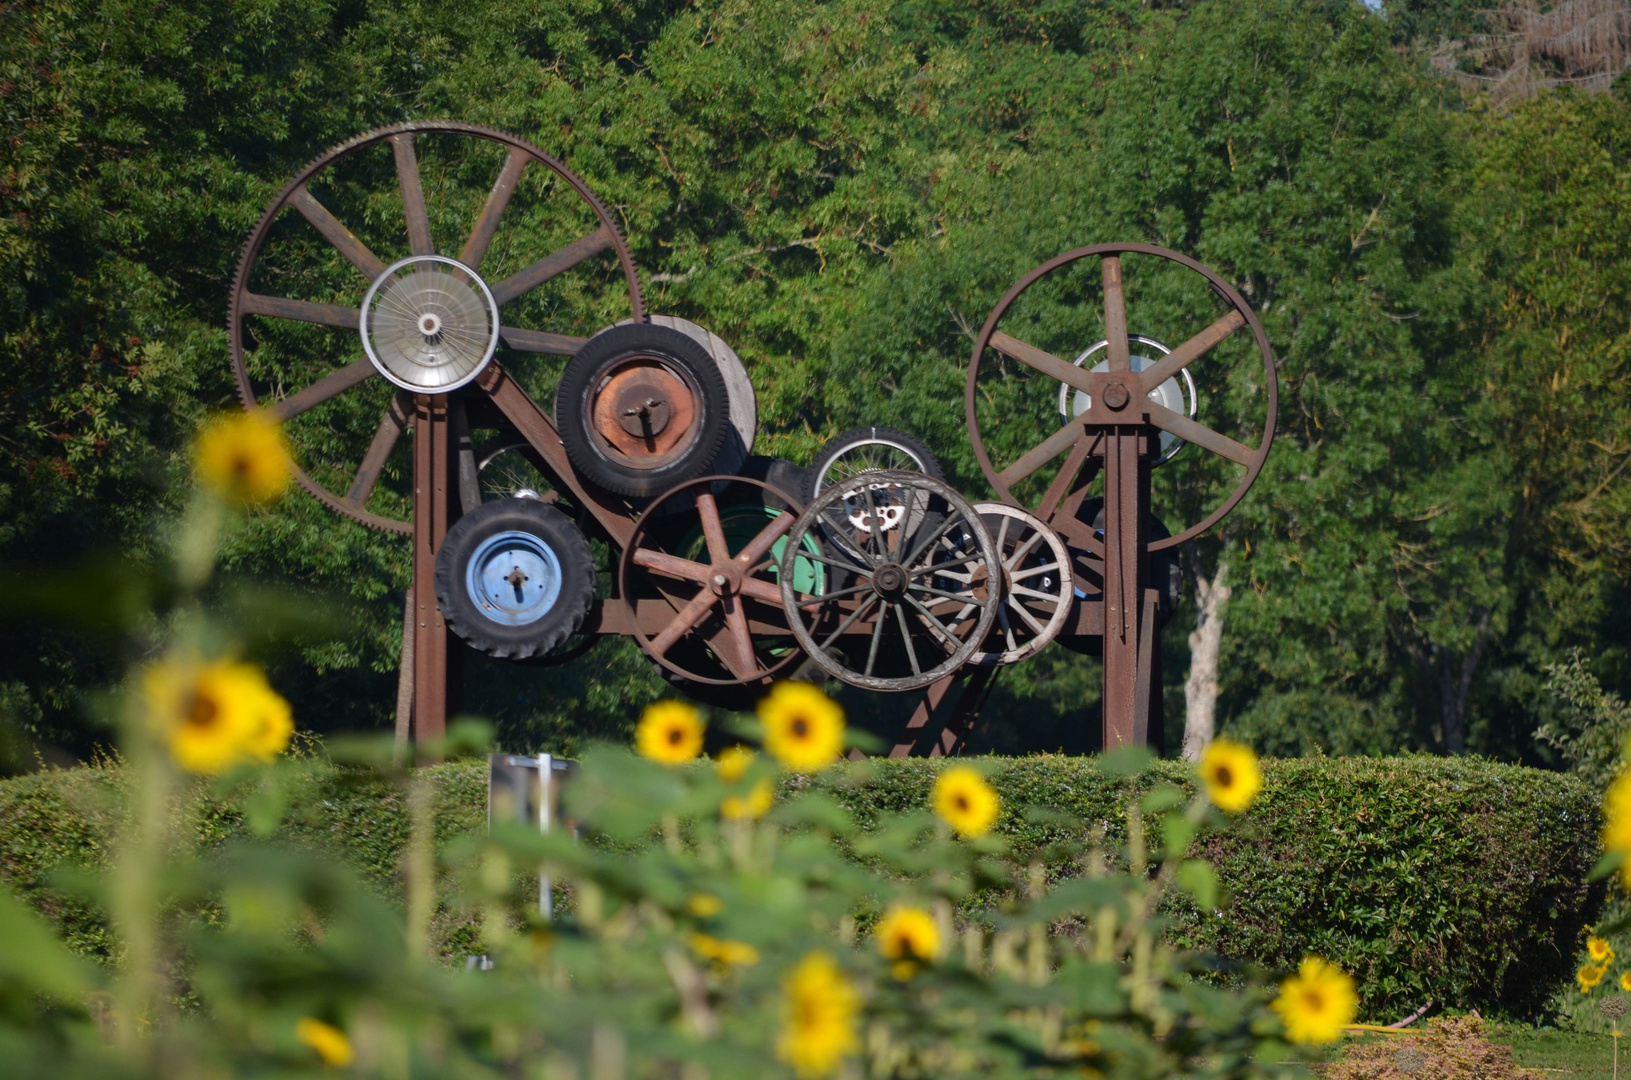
[195,411,291,508]
[758,681,845,771]
[635,700,704,764]
[777,952,860,1077]
[930,766,1001,838]
[1198,738,1262,814]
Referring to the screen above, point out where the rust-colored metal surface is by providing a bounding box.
[590,357,699,466]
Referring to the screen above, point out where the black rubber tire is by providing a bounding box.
[808,425,945,501]
[434,498,597,660]
[736,455,810,504]
[555,323,731,498]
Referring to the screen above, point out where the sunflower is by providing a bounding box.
[1271,956,1359,1044]
[875,905,941,979]
[759,681,845,771]
[1620,971,1631,992]
[1589,936,1616,965]
[715,745,755,782]
[1580,962,1609,993]
[690,933,761,968]
[1198,738,1262,814]
[142,658,292,774]
[1606,770,1631,889]
[722,778,775,821]
[777,951,860,1078]
[295,1017,353,1067]
[635,700,704,764]
[931,766,1001,838]
[195,410,291,508]
[687,893,724,918]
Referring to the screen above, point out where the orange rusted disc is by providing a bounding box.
[589,356,700,467]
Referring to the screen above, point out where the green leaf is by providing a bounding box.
[1176,859,1220,911]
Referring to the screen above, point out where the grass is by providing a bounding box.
[1502,1025,1622,1080]
[1285,1025,1619,1080]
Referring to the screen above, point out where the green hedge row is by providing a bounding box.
[0,754,1602,1017]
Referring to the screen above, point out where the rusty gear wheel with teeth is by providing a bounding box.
[229,120,645,533]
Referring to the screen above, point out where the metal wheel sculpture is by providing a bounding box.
[781,471,1001,692]
[964,504,1073,666]
[230,120,645,534]
[619,476,825,687]
[965,242,1277,554]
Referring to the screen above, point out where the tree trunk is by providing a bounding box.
[1183,560,1231,763]
[1439,608,1493,754]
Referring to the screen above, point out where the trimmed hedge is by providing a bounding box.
[0,754,1602,1018]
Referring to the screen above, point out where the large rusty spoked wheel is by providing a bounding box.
[619,476,828,688]
[965,243,1276,554]
[780,471,1001,692]
[230,121,645,534]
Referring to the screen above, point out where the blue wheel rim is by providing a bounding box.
[466,530,564,627]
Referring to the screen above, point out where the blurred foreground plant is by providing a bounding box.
[0,411,1349,1077]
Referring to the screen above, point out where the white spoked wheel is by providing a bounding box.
[961,504,1073,665]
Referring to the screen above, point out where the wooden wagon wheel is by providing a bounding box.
[229,120,645,534]
[779,471,1001,692]
[963,504,1073,666]
[964,243,1277,554]
[619,476,830,688]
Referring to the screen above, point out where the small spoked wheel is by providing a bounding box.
[619,476,824,687]
[809,426,945,544]
[964,504,1074,666]
[780,471,1001,692]
[434,499,596,659]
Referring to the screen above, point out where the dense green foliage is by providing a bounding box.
[2,0,1629,761]
[0,752,1601,1017]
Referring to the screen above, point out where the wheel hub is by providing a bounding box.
[361,254,500,393]
[708,567,741,597]
[591,357,698,464]
[872,562,907,599]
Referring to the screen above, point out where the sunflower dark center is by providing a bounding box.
[1215,765,1233,786]
[187,691,221,732]
[667,726,684,745]
[232,453,252,477]
[791,716,809,739]
[955,794,969,811]
[1303,990,1325,1011]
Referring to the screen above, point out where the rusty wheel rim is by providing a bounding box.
[230,120,646,534]
[964,242,1277,554]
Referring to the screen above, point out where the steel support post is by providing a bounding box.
[411,394,459,745]
[1100,426,1149,750]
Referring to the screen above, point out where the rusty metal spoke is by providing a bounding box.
[695,492,732,565]
[632,548,715,585]
[344,391,411,506]
[289,186,386,283]
[1146,402,1256,466]
[269,358,376,421]
[391,135,434,257]
[1102,255,1130,373]
[720,598,757,678]
[650,589,718,656]
[241,293,361,331]
[734,510,796,569]
[498,327,589,355]
[490,225,614,306]
[989,331,1096,398]
[1138,309,1245,392]
[459,146,529,272]
[1035,431,1097,523]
